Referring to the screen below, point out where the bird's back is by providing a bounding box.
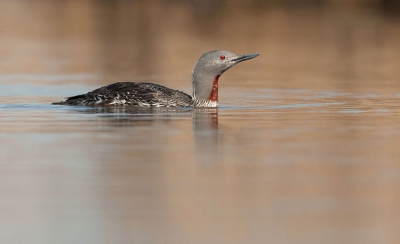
[53,82,193,107]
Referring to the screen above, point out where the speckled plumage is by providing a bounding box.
[53,82,193,107]
[53,50,259,107]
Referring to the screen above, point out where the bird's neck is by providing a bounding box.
[208,75,219,102]
[192,74,220,108]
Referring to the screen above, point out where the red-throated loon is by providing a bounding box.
[52,50,259,107]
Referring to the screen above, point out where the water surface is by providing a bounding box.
[1,1,400,244]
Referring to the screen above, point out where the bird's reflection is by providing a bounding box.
[192,108,218,131]
[68,106,192,126]
[67,106,218,130]
[192,108,219,164]
[65,106,219,163]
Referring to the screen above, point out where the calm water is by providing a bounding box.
[1,1,400,243]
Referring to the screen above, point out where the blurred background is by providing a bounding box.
[1,0,399,93]
[1,1,400,244]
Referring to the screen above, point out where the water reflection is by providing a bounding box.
[192,108,219,164]
[66,106,192,126]
[63,106,220,164]
[192,108,218,131]
[64,106,218,130]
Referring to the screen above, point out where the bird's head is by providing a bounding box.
[192,50,259,107]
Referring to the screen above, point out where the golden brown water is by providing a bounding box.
[1,1,400,243]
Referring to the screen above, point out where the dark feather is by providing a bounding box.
[52,82,193,107]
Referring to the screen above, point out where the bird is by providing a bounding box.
[52,50,259,108]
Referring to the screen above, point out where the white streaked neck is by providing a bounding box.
[192,99,218,108]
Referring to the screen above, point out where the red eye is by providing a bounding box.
[220,55,225,60]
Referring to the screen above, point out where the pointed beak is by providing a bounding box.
[232,53,259,63]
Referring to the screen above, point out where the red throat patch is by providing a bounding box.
[208,75,220,102]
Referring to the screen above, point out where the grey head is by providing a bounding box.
[191,50,259,107]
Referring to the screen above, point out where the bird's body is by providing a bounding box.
[54,82,193,107]
[53,50,259,108]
